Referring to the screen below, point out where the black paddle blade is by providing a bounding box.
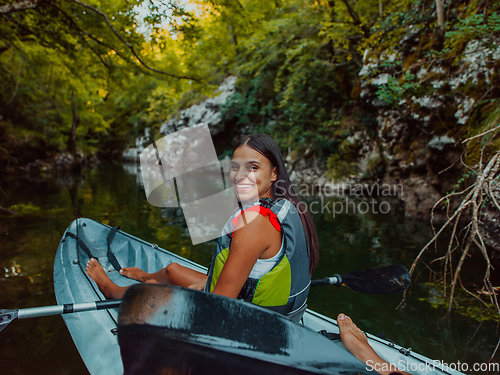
[0,309,18,332]
[341,264,411,294]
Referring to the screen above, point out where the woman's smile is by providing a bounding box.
[236,183,254,191]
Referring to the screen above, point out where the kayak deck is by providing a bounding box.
[54,218,464,375]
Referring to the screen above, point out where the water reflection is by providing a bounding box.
[0,162,498,374]
[306,194,500,370]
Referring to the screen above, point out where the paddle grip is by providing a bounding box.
[18,304,70,319]
[96,300,122,310]
[311,275,342,287]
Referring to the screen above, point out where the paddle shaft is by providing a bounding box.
[16,278,333,320]
[7,265,409,321]
[310,275,341,287]
[310,264,411,294]
[17,300,121,319]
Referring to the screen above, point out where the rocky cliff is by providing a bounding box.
[351,36,500,219]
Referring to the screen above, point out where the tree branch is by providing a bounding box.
[339,0,370,36]
[462,124,500,143]
[51,3,112,69]
[406,151,500,326]
[64,0,200,80]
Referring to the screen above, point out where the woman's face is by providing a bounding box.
[231,145,277,203]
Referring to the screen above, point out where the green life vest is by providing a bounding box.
[205,198,311,318]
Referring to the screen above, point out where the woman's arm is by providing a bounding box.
[211,210,281,298]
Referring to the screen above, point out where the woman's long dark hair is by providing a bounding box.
[233,134,319,274]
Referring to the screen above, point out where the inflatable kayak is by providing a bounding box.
[53,218,465,375]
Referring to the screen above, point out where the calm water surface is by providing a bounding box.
[0,162,498,374]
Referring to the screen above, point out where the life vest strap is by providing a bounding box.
[231,205,281,237]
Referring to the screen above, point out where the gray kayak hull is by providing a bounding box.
[54,218,464,375]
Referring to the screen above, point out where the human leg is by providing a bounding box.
[86,258,128,299]
[337,313,409,375]
[120,262,206,287]
[87,260,207,299]
[118,267,150,282]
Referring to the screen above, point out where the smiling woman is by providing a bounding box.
[90,134,412,374]
[202,134,318,317]
[86,134,319,321]
[230,144,277,203]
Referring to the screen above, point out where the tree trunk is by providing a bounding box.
[435,0,446,45]
[67,92,79,156]
[436,0,445,31]
[327,1,336,20]
[340,0,370,36]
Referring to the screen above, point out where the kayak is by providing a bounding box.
[54,218,465,375]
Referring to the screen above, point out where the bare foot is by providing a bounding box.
[337,313,408,375]
[337,313,372,361]
[120,267,150,282]
[86,258,127,299]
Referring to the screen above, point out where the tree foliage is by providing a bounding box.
[206,0,410,158]
[0,0,199,171]
[2,0,500,174]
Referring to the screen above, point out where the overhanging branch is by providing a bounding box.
[339,0,370,36]
[65,0,200,80]
[2,0,201,80]
[51,3,112,69]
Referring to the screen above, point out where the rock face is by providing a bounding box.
[373,111,464,218]
[286,37,500,220]
[334,37,500,218]
[124,35,498,223]
[160,76,237,136]
[122,128,151,161]
[360,38,500,127]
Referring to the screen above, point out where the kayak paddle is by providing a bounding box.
[0,264,410,332]
[311,264,410,294]
[0,299,120,333]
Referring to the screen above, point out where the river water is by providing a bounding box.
[0,162,498,374]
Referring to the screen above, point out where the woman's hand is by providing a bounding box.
[188,277,207,291]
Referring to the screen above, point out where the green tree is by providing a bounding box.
[0,0,200,169]
[208,0,392,155]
